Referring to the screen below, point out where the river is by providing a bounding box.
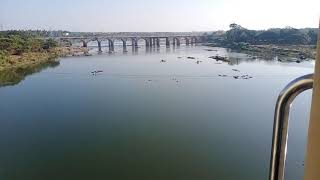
[0,45,314,180]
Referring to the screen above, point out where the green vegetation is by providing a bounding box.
[0,31,59,70]
[0,35,58,55]
[0,30,90,86]
[207,23,318,46]
[206,24,318,59]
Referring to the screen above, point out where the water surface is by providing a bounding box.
[0,46,314,180]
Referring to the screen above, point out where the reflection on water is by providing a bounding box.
[0,46,314,180]
[0,61,60,87]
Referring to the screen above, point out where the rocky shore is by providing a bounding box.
[205,43,317,61]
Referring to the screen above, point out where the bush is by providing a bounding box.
[42,38,58,50]
[0,50,8,64]
[209,24,318,45]
[0,34,58,56]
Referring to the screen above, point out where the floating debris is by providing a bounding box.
[177,57,183,59]
[160,59,166,63]
[209,55,230,62]
[204,49,217,52]
[233,74,253,80]
[218,74,228,77]
[196,60,202,64]
[299,54,307,60]
[187,57,196,59]
[219,74,252,80]
[91,70,103,75]
[232,69,240,72]
[171,77,178,81]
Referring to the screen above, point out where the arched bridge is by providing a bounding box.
[56,34,206,52]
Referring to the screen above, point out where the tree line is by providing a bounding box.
[207,23,318,45]
[0,31,58,60]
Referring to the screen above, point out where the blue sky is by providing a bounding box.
[0,0,319,32]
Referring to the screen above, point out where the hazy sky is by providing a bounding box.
[0,0,319,32]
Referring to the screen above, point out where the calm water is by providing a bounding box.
[0,46,314,180]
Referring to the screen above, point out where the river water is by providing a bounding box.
[0,45,314,180]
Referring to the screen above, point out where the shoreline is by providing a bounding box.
[0,46,90,86]
[0,47,90,72]
[1,44,316,72]
[205,43,317,61]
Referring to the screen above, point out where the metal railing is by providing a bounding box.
[269,74,314,180]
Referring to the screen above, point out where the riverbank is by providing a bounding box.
[205,42,317,61]
[0,46,90,86]
[0,47,89,71]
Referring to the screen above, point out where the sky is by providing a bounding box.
[0,0,319,32]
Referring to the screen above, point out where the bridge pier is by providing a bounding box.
[146,38,151,48]
[82,41,88,48]
[134,39,138,49]
[191,37,197,45]
[121,39,127,52]
[131,38,135,50]
[176,38,180,46]
[97,40,102,52]
[146,38,150,48]
[108,40,114,52]
[166,37,170,47]
[172,38,180,46]
[156,38,160,47]
[123,43,127,52]
[130,38,138,52]
[152,38,156,47]
[185,38,190,46]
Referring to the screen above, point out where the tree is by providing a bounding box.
[229,23,243,30]
[0,50,8,64]
[42,38,57,50]
[226,23,256,43]
[308,29,318,45]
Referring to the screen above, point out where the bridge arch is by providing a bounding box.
[191,37,198,45]
[136,38,150,48]
[172,37,181,46]
[79,38,98,48]
[129,38,138,50]
[80,39,88,47]
[98,38,115,52]
[57,34,205,52]
[183,37,191,46]
[112,38,128,52]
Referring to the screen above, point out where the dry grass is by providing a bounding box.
[0,47,88,71]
